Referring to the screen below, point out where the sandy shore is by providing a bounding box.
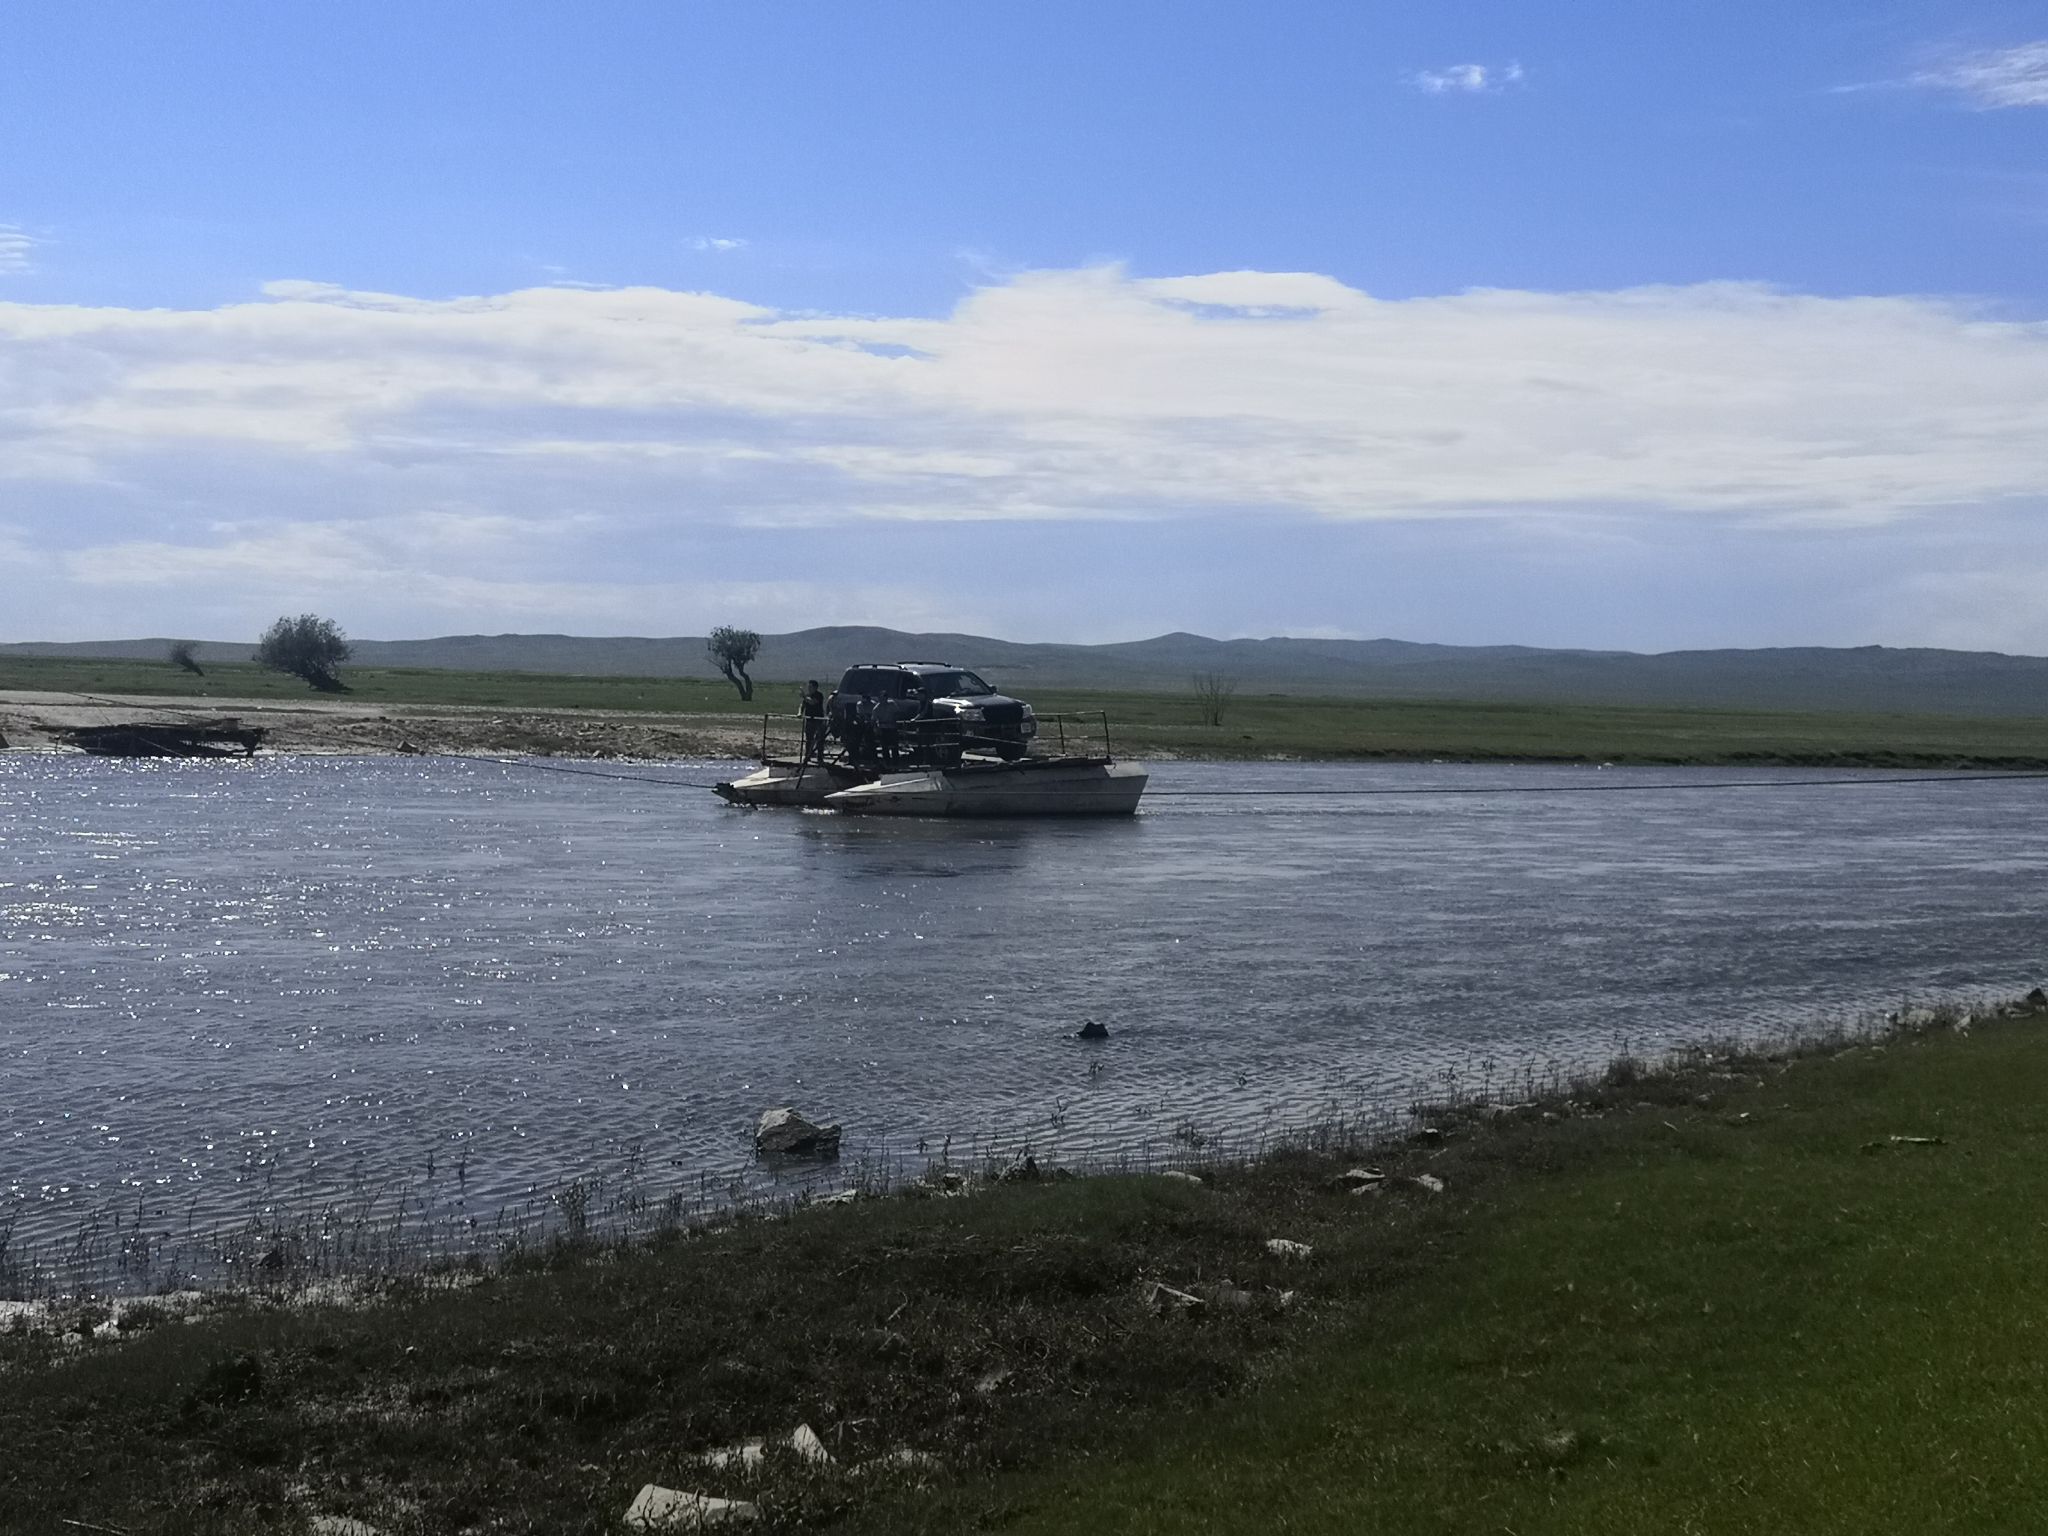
[0,689,769,760]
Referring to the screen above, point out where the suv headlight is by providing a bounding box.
[954,706,985,722]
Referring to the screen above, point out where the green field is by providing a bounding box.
[7,653,2048,765]
[4,1007,2042,1533]
[1027,685,2048,766]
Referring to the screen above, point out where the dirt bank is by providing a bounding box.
[0,689,767,761]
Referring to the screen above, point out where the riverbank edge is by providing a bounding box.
[10,687,2048,769]
[3,991,2043,1533]
[13,736,2048,772]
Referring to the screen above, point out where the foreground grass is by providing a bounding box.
[972,1017,2048,1536]
[4,1006,2043,1533]
[9,654,2048,765]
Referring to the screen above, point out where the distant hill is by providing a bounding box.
[6,628,2048,717]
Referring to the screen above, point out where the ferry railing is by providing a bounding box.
[751,709,1115,768]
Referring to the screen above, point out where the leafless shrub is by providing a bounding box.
[1192,671,1237,727]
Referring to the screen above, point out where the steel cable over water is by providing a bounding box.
[476,760,2048,798]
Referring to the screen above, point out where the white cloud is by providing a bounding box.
[1912,41,2048,109]
[1410,61,1524,95]
[0,226,38,276]
[689,235,749,252]
[45,512,971,638]
[1,268,2044,542]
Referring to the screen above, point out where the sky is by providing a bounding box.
[1,0,2045,653]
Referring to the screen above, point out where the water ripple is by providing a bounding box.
[2,754,2044,1291]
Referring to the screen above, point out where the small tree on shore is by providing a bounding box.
[255,614,352,692]
[168,640,205,677]
[1192,671,1237,727]
[707,625,761,702]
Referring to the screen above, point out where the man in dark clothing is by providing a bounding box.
[800,680,827,762]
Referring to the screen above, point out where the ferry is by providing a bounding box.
[714,709,1147,818]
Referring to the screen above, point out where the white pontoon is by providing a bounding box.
[824,756,1147,817]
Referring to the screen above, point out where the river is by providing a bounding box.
[3,754,2043,1293]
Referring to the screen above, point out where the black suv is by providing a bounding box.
[828,663,1038,764]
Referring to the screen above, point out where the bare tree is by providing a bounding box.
[707,625,762,702]
[255,614,352,692]
[1191,671,1237,728]
[168,640,205,677]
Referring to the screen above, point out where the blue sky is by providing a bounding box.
[2,1,2045,651]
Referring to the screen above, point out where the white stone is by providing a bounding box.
[790,1423,834,1465]
[1265,1239,1313,1261]
[310,1519,382,1536]
[698,1440,765,1476]
[624,1484,759,1530]
[1412,1174,1445,1194]
[1159,1170,1204,1186]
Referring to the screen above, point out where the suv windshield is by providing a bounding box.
[918,670,995,697]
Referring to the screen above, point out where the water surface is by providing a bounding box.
[3,755,2042,1290]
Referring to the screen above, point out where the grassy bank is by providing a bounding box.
[9,653,2048,766]
[4,1000,2043,1534]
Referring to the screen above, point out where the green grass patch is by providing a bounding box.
[4,1008,2044,1532]
[972,1020,2048,1535]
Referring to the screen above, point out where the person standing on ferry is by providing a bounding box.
[799,679,827,763]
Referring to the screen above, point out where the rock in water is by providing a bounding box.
[1076,1019,1109,1040]
[754,1108,843,1161]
